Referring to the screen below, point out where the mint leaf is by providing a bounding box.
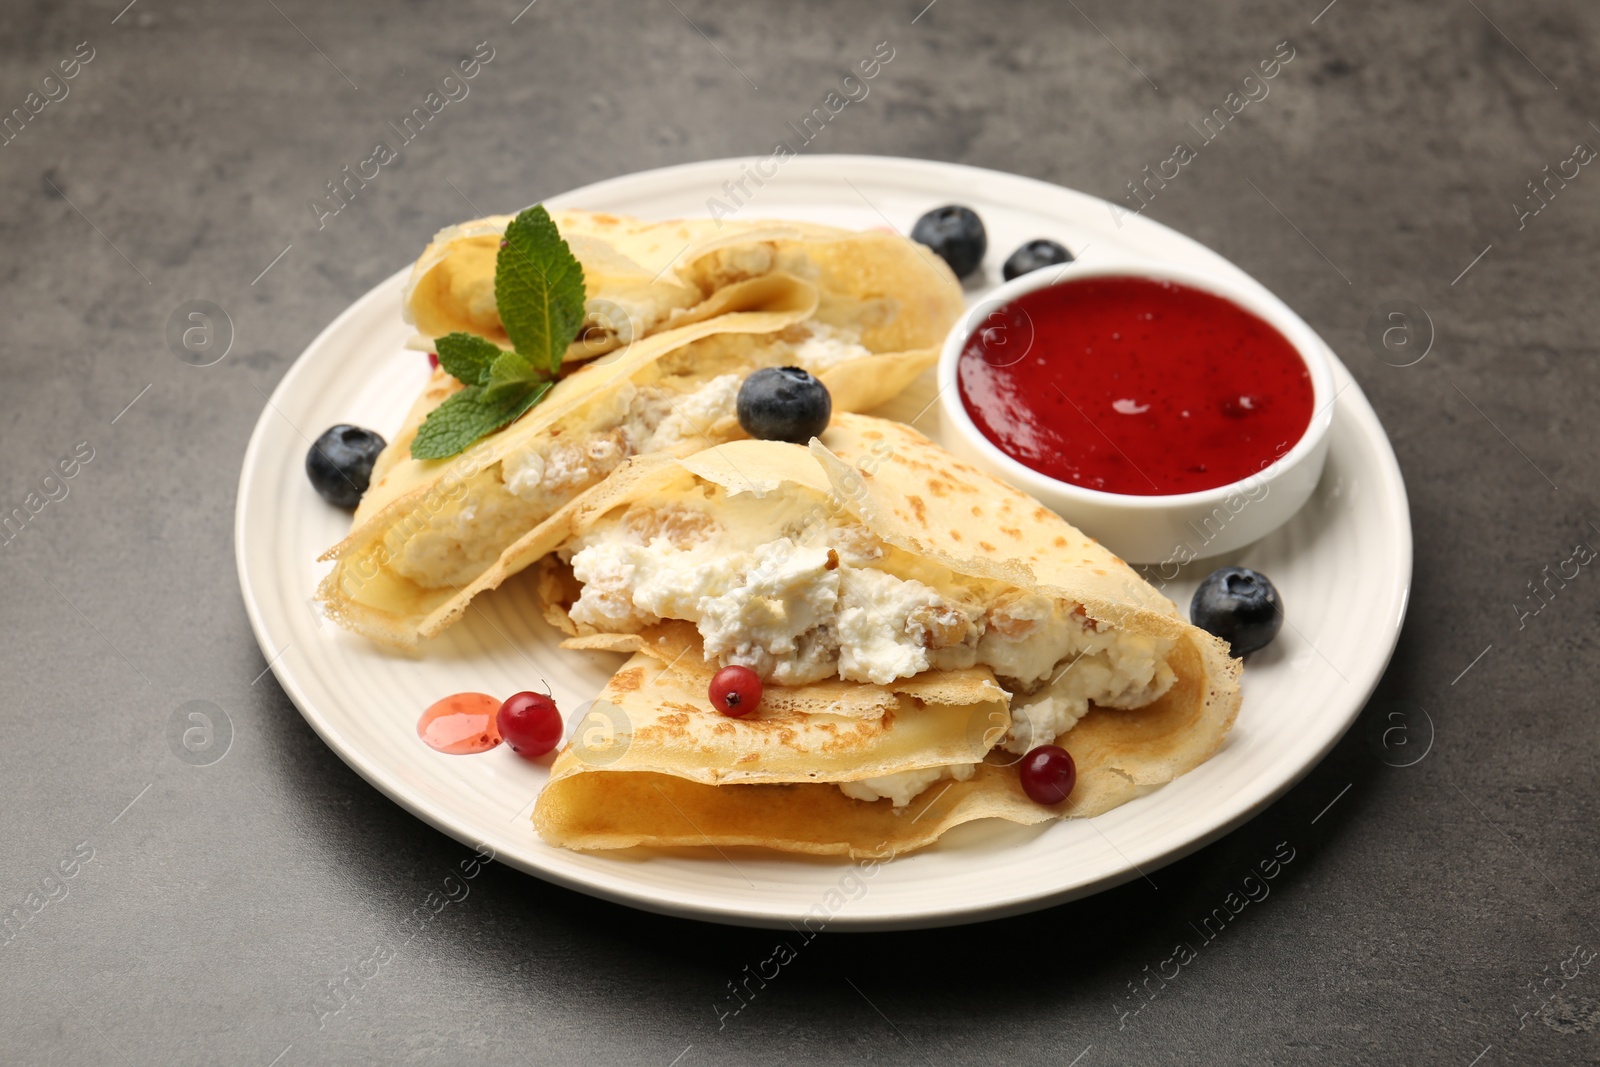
[480,349,538,404]
[409,380,554,460]
[434,331,503,387]
[495,205,586,377]
[408,206,586,460]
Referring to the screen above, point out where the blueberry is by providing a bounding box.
[306,424,386,508]
[1002,239,1074,281]
[736,367,832,445]
[1190,567,1283,656]
[911,205,987,280]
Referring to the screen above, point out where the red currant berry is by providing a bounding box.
[428,352,440,369]
[497,691,562,759]
[1019,745,1077,805]
[709,665,762,717]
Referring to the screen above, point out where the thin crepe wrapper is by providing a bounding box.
[531,414,1242,856]
[534,632,1232,857]
[403,211,962,364]
[533,644,1016,857]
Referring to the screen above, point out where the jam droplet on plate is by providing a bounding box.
[418,692,503,754]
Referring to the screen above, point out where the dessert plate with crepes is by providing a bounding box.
[237,157,1410,928]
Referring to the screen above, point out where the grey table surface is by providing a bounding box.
[3,0,1598,1063]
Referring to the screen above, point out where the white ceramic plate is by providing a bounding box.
[236,156,1410,930]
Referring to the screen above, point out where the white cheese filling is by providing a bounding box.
[999,639,1173,755]
[583,293,658,346]
[688,243,777,290]
[792,322,873,375]
[838,763,977,808]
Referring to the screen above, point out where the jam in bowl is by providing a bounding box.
[937,259,1335,564]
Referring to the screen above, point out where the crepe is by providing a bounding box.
[552,629,1010,784]
[403,209,963,364]
[531,414,1242,856]
[318,219,963,649]
[534,632,1227,856]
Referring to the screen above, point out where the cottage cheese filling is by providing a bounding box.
[838,763,977,808]
[792,322,873,374]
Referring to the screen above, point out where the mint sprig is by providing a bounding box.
[410,206,586,460]
[496,207,587,378]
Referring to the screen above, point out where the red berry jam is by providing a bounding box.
[417,693,502,754]
[957,277,1314,496]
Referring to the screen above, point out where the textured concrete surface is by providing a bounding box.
[3,0,1599,1063]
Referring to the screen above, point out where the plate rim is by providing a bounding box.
[235,154,1413,930]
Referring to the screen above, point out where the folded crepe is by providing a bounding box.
[404,210,961,364]
[531,414,1242,857]
[319,223,963,649]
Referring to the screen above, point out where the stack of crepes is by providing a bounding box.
[317,210,963,647]
[530,414,1242,857]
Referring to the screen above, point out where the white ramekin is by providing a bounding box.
[936,258,1335,564]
